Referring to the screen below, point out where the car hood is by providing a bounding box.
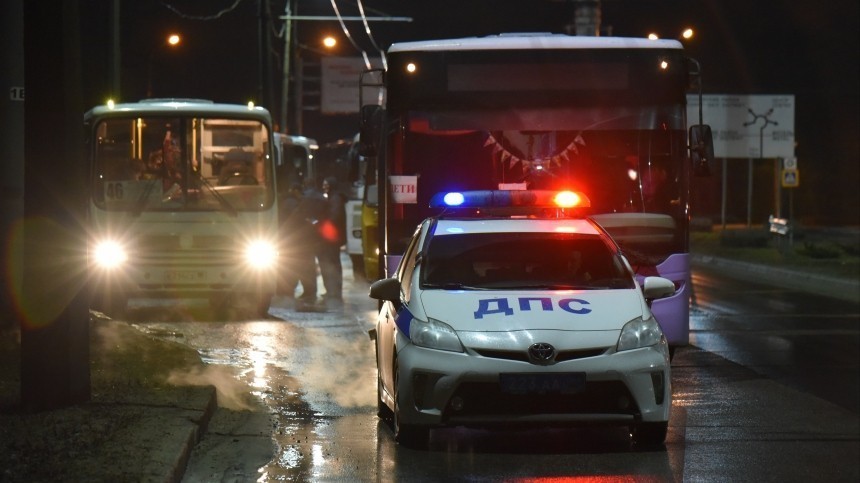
[418,289,645,332]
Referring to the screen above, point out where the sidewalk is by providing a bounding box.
[690,253,860,304]
[0,316,219,483]
[690,224,860,304]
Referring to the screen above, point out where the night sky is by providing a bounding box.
[78,0,859,224]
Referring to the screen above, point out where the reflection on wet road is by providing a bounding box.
[123,258,859,481]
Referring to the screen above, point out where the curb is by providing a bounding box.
[170,385,218,483]
[691,254,860,304]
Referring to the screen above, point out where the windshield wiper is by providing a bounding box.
[422,282,489,290]
[191,170,237,217]
[487,282,603,290]
[133,178,160,217]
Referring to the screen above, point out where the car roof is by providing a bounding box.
[431,218,602,236]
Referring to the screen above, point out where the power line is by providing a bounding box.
[160,0,245,21]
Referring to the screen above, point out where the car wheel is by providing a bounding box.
[393,358,429,449]
[631,421,668,449]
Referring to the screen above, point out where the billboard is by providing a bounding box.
[687,94,795,159]
[321,56,383,114]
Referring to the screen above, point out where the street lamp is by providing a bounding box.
[147,33,182,98]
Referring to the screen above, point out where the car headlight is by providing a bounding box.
[411,317,464,352]
[244,239,279,269]
[93,240,128,269]
[617,315,665,352]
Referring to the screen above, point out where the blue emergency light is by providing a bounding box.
[429,190,591,209]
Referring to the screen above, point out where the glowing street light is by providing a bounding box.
[147,33,183,98]
[682,28,694,40]
[322,36,337,49]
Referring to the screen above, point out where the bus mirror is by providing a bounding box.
[359,105,382,157]
[689,124,714,176]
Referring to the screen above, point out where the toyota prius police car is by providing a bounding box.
[369,190,676,449]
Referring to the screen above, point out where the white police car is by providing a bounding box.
[369,190,676,449]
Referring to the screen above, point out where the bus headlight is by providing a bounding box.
[244,239,279,269]
[93,240,128,269]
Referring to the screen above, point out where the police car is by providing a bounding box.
[368,190,676,449]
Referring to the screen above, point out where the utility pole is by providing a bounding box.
[110,0,120,100]
[258,0,275,110]
[22,0,91,411]
[278,9,411,134]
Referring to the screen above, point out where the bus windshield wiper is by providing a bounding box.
[133,178,160,216]
[191,170,237,217]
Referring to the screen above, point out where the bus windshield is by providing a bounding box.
[92,116,274,213]
[388,104,687,266]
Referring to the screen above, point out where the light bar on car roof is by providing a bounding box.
[429,190,591,209]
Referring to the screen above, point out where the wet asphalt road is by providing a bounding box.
[129,259,860,481]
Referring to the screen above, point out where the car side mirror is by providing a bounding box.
[369,277,401,302]
[689,124,714,177]
[642,276,676,300]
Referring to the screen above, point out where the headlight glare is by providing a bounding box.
[93,240,127,269]
[411,318,464,352]
[244,239,279,269]
[617,316,664,352]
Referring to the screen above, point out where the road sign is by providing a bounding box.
[320,56,383,114]
[781,169,799,188]
[687,94,795,159]
[783,157,798,170]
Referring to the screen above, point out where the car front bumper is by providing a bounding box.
[394,340,670,429]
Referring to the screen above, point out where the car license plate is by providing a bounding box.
[499,372,586,395]
[165,270,205,282]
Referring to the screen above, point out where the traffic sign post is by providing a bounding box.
[780,157,798,248]
[781,169,799,188]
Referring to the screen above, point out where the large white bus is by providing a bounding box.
[86,99,281,317]
[359,34,713,351]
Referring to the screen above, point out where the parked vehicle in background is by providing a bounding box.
[273,133,318,191]
[86,99,281,317]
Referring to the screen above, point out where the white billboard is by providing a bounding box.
[321,56,383,114]
[687,94,795,159]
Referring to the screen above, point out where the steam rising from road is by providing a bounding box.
[168,365,257,411]
[295,327,376,409]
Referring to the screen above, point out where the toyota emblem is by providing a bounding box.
[528,342,556,364]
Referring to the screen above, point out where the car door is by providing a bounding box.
[378,223,424,392]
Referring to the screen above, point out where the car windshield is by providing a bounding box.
[422,231,634,290]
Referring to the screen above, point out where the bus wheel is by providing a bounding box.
[92,291,127,319]
[256,292,273,318]
[350,254,365,280]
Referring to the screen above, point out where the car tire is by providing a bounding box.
[393,358,429,449]
[631,421,668,449]
[376,342,393,421]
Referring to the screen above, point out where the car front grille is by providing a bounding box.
[472,347,608,363]
[442,380,637,422]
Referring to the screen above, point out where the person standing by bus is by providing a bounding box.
[317,176,346,311]
[279,182,319,311]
